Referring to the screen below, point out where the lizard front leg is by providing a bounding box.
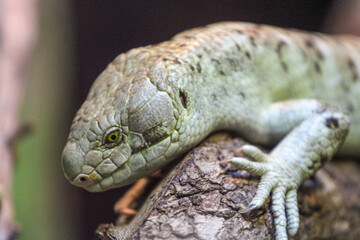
[224,99,350,240]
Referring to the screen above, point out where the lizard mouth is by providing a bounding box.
[82,161,134,192]
[71,166,116,192]
[85,183,103,192]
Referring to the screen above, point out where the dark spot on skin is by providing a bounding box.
[245,51,251,59]
[211,93,217,100]
[281,62,288,72]
[179,90,187,109]
[305,37,324,61]
[211,58,220,64]
[347,103,355,113]
[347,58,355,68]
[203,47,211,54]
[197,54,202,59]
[235,44,241,51]
[235,30,243,34]
[163,57,181,65]
[180,43,187,47]
[353,72,359,82]
[325,117,339,129]
[227,58,235,66]
[250,36,256,47]
[314,62,321,73]
[305,38,314,48]
[196,62,202,73]
[277,41,289,72]
[347,58,358,81]
[219,70,225,76]
[240,92,246,98]
[172,58,181,65]
[316,49,324,60]
[190,65,195,71]
[276,40,287,54]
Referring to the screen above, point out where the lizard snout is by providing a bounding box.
[61,141,85,181]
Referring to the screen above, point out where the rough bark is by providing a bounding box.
[96,133,360,240]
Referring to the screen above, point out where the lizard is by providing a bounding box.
[61,22,360,240]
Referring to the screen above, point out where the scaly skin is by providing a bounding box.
[61,22,360,239]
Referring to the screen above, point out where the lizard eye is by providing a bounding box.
[103,128,122,147]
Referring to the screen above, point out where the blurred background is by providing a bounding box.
[5,0,358,239]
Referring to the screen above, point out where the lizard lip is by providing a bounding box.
[85,183,103,192]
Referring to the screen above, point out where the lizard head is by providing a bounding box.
[61,59,186,192]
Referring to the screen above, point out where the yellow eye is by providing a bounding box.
[107,131,118,142]
[104,129,121,146]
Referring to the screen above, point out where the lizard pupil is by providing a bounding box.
[104,129,121,146]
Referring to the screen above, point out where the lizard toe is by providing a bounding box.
[240,145,268,162]
[285,189,299,236]
[230,157,268,175]
[272,186,288,240]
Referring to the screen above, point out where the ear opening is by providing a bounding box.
[179,90,187,109]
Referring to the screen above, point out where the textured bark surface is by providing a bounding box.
[96,134,360,240]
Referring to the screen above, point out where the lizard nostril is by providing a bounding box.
[79,176,87,182]
[72,174,93,188]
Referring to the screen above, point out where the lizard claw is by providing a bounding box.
[227,145,301,239]
[239,203,259,213]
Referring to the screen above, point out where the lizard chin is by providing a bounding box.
[85,183,103,192]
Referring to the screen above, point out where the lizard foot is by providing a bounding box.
[223,144,301,239]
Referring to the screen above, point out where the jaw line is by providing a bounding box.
[85,183,103,192]
[84,159,131,192]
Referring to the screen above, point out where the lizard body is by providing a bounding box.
[61,22,360,239]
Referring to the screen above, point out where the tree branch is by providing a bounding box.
[96,134,360,240]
